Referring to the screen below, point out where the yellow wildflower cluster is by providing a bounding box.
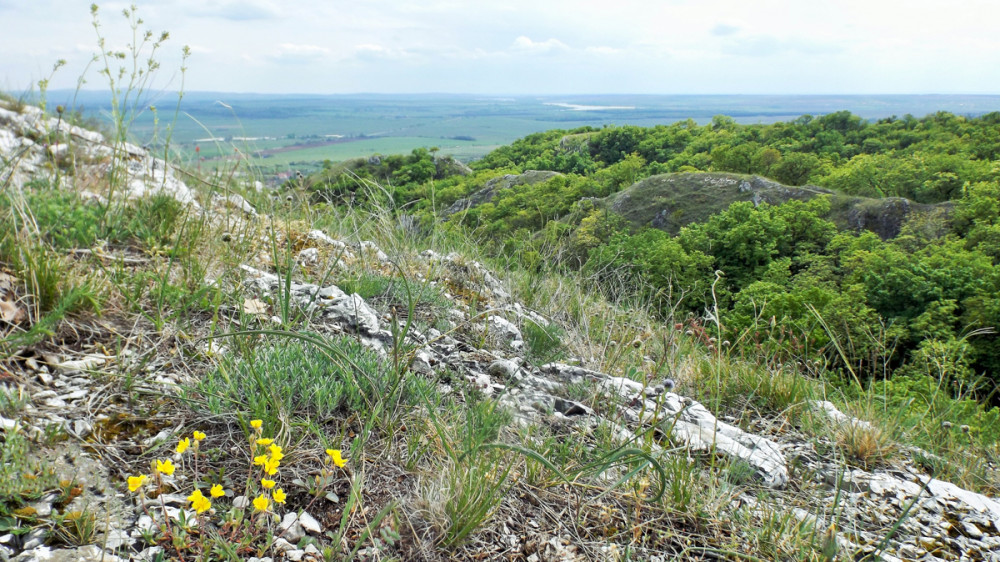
[125,419,346,530]
[126,430,218,517]
[250,419,287,512]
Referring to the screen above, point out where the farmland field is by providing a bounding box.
[46,90,1000,178]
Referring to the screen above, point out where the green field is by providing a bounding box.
[48,91,1000,177]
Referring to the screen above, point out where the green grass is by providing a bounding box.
[334,271,451,315]
[194,335,414,422]
[522,318,568,366]
[0,430,72,530]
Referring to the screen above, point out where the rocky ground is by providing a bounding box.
[2,101,999,561]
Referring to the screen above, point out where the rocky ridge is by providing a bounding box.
[1,104,999,561]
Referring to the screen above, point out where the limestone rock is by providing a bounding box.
[326,294,380,335]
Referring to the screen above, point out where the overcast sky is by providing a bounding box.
[2,0,999,95]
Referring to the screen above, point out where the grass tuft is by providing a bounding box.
[835,420,897,469]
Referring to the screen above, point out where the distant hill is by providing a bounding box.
[603,172,950,239]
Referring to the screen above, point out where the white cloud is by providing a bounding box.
[271,43,331,62]
[351,44,415,62]
[584,46,623,56]
[186,44,213,55]
[510,36,570,55]
[181,0,283,21]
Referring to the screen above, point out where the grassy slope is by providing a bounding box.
[2,99,998,561]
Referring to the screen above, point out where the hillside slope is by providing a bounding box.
[1,102,999,561]
[605,172,950,239]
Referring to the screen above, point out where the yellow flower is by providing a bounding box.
[273,488,286,504]
[155,459,176,476]
[250,419,263,431]
[252,495,269,512]
[255,438,274,446]
[326,449,346,468]
[127,474,147,493]
[253,454,268,466]
[210,484,225,498]
[268,444,284,461]
[176,437,190,454]
[263,458,280,475]
[193,430,206,441]
[261,478,276,489]
[187,489,212,514]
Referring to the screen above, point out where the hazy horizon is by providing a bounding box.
[34,89,1000,97]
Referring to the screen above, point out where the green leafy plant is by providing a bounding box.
[0,430,66,527]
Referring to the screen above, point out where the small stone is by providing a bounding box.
[28,501,52,518]
[326,294,380,335]
[233,496,249,509]
[136,546,164,561]
[22,528,46,549]
[144,493,187,507]
[59,389,88,401]
[271,538,296,554]
[73,420,94,438]
[285,550,305,562]
[279,512,305,543]
[142,429,172,447]
[410,353,434,377]
[43,397,67,408]
[103,528,133,550]
[36,372,54,386]
[75,545,124,562]
[488,359,519,379]
[53,356,105,373]
[134,515,155,534]
[298,511,322,534]
[487,315,522,343]
[297,247,319,266]
[962,521,984,540]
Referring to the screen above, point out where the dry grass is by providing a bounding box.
[835,420,898,469]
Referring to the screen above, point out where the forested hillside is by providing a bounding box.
[308,111,1000,416]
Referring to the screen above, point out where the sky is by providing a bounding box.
[2,0,1000,95]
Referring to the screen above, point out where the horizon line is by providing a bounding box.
[25,89,1000,98]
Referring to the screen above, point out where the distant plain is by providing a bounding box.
[49,91,1000,174]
